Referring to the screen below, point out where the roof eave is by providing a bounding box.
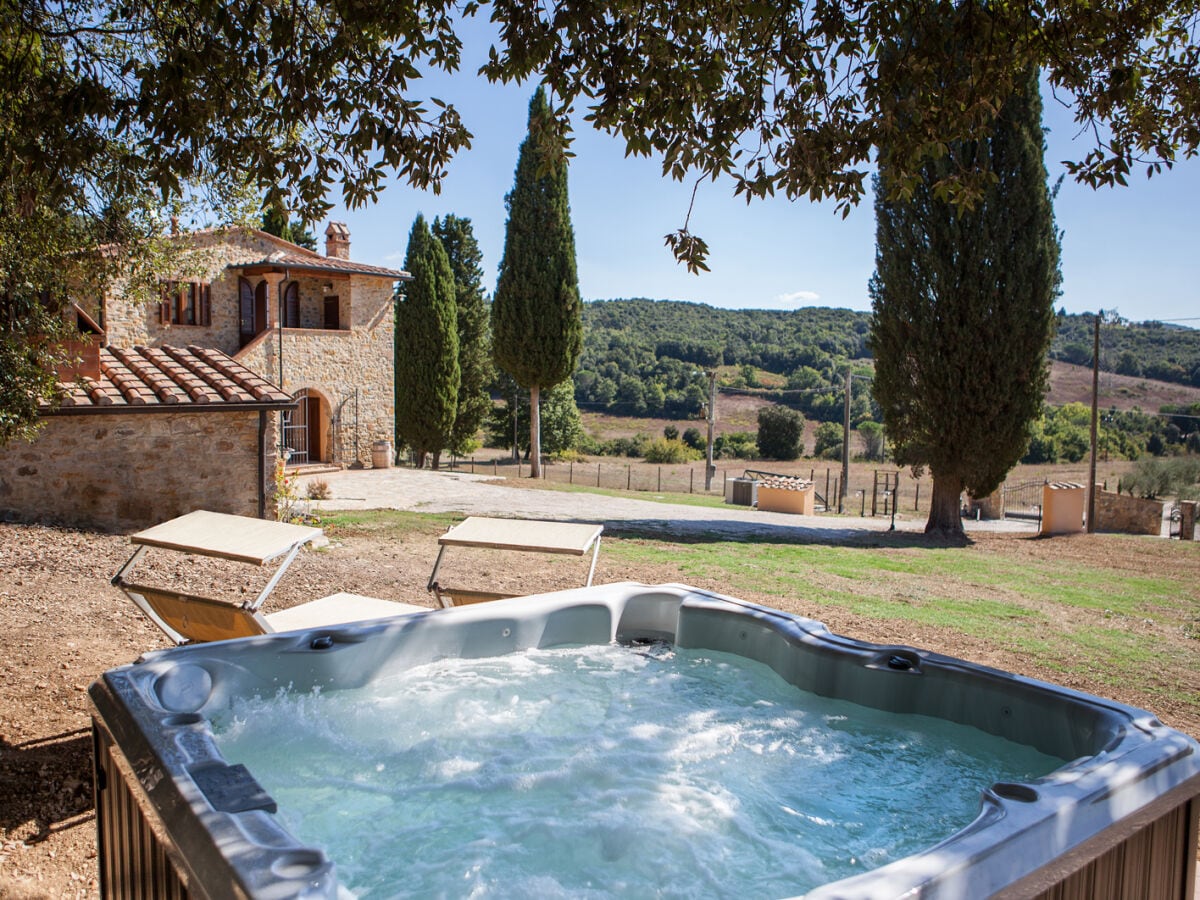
[41,399,297,417]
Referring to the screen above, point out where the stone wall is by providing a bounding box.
[102,231,397,468]
[103,229,271,353]
[1093,490,1164,536]
[0,410,276,532]
[239,273,394,466]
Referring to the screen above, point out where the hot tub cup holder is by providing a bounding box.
[991,782,1040,803]
[870,648,923,673]
[161,712,205,728]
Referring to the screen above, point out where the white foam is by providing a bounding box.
[213,644,1064,898]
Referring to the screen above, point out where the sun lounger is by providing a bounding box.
[426,516,603,608]
[112,510,426,644]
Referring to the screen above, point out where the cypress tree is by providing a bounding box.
[492,87,583,477]
[869,64,1060,537]
[395,214,459,469]
[432,214,493,457]
[260,200,317,250]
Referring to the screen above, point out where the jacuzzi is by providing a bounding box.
[89,583,1200,899]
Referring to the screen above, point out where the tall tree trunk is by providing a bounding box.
[414,449,427,469]
[431,449,442,470]
[511,387,520,462]
[926,473,965,537]
[529,383,541,478]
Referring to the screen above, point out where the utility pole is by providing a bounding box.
[704,369,717,491]
[1087,313,1100,533]
[839,369,851,513]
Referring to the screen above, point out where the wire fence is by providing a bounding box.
[439,456,931,518]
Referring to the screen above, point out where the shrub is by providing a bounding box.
[1122,456,1200,499]
[306,479,332,500]
[643,437,702,464]
[857,421,886,461]
[273,458,299,522]
[587,433,654,458]
[715,431,757,459]
[756,406,804,460]
[813,421,843,460]
[682,427,705,451]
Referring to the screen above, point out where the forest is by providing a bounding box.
[567,299,1200,465]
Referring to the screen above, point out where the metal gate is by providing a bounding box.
[1003,479,1044,521]
[282,389,309,465]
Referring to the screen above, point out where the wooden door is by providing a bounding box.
[306,394,322,462]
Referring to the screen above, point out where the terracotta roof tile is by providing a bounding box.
[235,250,408,279]
[53,346,292,411]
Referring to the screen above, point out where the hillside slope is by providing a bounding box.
[1047,360,1200,411]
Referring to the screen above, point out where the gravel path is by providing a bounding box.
[294,466,1036,540]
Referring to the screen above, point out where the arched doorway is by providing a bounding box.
[282,388,328,465]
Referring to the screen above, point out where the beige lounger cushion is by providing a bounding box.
[122,583,267,643]
[264,592,428,633]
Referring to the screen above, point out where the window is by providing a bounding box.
[160,281,211,326]
[283,281,300,328]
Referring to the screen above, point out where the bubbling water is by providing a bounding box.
[213,644,1064,898]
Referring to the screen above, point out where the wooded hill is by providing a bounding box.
[575,299,1200,424]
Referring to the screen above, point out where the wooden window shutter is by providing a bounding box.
[284,281,300,328]
[199,283,211,326]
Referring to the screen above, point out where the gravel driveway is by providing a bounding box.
[294,466,1036,540]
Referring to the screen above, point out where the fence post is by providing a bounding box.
[493,459,497,477]
[570,462,574,484]
[914,483,920,511]
[871,470,879,516]
[825,469,831,508]
[627,465,632,491]
[658,467,662,492]
[690,468,694,494]
[597,463,601,487]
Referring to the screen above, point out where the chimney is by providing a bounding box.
[325,221,351,260]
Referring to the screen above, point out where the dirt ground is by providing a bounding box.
[0,518,1197,897]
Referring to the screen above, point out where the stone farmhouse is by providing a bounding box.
[0,336,294,531]
[98,222,409,469]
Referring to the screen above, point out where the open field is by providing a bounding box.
[1,504,1197,896]
[445,453,1141,517]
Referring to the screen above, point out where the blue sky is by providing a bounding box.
[326,40,1199,325]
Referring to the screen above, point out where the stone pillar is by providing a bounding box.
[1180,501,1197,541]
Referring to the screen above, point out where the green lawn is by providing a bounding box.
[312,509,1199,732]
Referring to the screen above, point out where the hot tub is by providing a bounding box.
[90,583,1200,899]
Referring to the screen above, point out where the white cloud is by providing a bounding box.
[771,290,821,307]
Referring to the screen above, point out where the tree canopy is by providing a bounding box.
[870,64,1061,536]
[5,0,1198,441]
[492,88,583,476]
[261,205,317,251]
[395,215,459,469]
[485,0,1200,270]
[433,215,494,457]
